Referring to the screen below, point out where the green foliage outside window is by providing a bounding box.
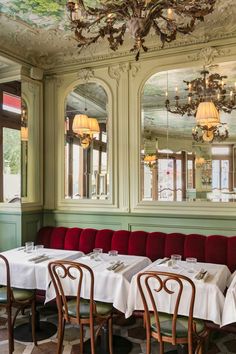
[3,128,21,175]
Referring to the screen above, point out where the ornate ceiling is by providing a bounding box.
[0,0,236,69]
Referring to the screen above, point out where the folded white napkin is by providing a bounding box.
[194,270,208,281]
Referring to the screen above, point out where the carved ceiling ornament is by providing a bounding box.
[108,63,130,85]
[188,46,231,67]
[77,68,95,81]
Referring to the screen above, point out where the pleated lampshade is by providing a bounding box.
[88,118,100,134]
[72,114,90,134]
[196,102,220,127]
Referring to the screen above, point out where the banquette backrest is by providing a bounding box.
[36,227,236,272]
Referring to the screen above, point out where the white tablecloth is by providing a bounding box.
[126,259,231,325]
[222,271,236,327]
[45,253,151,314]
[0,248,84,290]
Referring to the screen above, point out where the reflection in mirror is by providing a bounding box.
[0,81,21,203]
[65,82,109,200]
[141,62,236,202]
[21,99,28,198]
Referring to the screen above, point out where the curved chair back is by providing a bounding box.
[48,260,95,323]
[137,271,196,344]
[0,254,12,306]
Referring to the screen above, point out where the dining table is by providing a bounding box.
[221,271,236,327]
[0,247,84,341]
[126,258,231,326]
[45,252,152,354]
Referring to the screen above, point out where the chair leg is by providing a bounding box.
[108,317,113,354]
[31,300,37,346]
[159,340,164,354]
[57,311,65,354]
[90,321,96,354]
[80,323,84,354]
[7,306,14,354]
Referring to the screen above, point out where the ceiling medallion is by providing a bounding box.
[66,0,217,60]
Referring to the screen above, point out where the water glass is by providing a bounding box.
[186,257,197,273]
[25,241,34,253]
[171,254,182,269]
[93,248,103,261]
[108,250,118,257]
[34,244,44,255]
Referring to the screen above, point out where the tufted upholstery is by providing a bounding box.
[36,227,236,272]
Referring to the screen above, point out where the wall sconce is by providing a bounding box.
[72,114,100,149]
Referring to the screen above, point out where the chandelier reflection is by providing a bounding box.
[66,0,216,61]
[72,114,100,149]
[21,100,28,142]
[165,69,236,116]
[143,154,157,169]
[192,102,229,143]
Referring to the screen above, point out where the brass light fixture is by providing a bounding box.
[72,113,100,149]
[192,101,229,143]
[21,100,28,142]
[143,153,157,169]
[66,0,216,61]
[165,69,236,116]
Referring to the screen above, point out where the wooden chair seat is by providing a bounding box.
[150,313,205,338]
[67,298,113,318]
[0,287,35,303]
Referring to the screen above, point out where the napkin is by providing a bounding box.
[194,269,208,281]
[107,261,123,271]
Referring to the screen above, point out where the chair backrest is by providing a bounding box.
[0,254,13,306]
[137,271,196,343]
[48,260,95,323]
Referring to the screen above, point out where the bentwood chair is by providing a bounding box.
[48,260,113,354]
[137,271,209,354]
[0,254,36,353]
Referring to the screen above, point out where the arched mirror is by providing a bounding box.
[0,81,21,203]
[141,62,236,203]
[64,82,110,200]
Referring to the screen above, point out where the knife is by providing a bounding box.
[158,257,170,265]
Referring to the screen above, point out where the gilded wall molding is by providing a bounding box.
[188,46,231,66]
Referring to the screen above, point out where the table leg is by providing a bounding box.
[14,309,57,342]
[83,322,133,354]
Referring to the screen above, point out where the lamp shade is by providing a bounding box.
[196,102,220,127]
[88,118,100,134]
[72,114,90,134]
[21,127,28,141]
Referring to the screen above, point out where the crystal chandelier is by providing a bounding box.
[165,69,236,116]
[66,0,216,60]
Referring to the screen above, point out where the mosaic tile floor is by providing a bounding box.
[0,306,236,353]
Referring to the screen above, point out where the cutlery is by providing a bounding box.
[17,247,25,251]
[34,256,50,263]
[28,254,46,262]
[158,257,170,265]
[107,261,121,271]
[195,270,207,280]
[113,262,124,272]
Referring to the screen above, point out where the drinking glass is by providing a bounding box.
[93,248,103,261]
[108,250,118,257]
[186,257,197,273]
[171,254,182,269]
[25,241,34,253]
[34,244,44,255]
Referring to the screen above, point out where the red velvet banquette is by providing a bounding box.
[37,227,236,272]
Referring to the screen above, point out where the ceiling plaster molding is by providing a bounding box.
[77,68,95,82]
[108,63,130,85]
[187,46,231,66]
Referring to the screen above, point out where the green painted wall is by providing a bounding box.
[43,210,236,236]
[0,210,21,251]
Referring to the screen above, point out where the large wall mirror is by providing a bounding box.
[0,81,21,203]
[65,82,110,200]
[141,61,236,203]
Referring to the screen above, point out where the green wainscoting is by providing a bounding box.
[22,210,43,244]
[43,210,236,237]
[0,210,21,251]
